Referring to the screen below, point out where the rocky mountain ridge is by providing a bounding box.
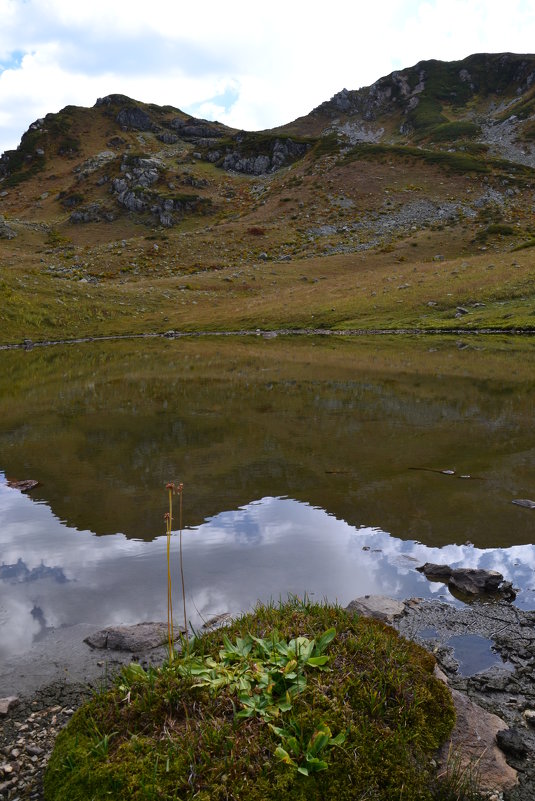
[1,52,535,344]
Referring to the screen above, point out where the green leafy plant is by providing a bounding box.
[270,721,346,775]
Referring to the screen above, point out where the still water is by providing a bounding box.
[1,335,534,665]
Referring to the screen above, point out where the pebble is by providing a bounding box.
[0,683,92,800]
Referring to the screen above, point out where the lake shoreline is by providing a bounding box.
[2,325,535,350]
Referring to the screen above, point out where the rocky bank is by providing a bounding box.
[1,598,535,800]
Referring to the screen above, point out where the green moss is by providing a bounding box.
[45,600,457,801]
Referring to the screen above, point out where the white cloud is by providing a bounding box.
[1,0,535,153]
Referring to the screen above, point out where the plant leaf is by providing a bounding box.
[314,628,336,655]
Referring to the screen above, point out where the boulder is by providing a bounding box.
[345,595,405,624]
[416,563,515,599]
[84,622,185,652]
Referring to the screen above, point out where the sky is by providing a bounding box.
[1,0,535,155]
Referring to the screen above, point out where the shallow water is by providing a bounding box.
[0,335,534,667]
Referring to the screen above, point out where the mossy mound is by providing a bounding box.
[45,600,456,801]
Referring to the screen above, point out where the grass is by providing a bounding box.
[44,598,462,801]
[1,239,535,345]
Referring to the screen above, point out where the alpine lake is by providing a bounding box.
[1,333,534,686]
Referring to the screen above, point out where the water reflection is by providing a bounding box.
[0,336,534,548]
[1,481,535,664]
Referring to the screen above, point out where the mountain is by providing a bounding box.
[1,52,535,345]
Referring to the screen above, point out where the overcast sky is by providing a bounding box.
[1,0,535,155]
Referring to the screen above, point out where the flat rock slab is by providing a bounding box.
[435,677,518,793]
[345,595,405,623]
[0,696,19,717]
[85,622,184,652]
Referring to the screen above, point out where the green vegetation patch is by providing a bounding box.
[341,143,489,174]
[429,122,481,141]
[45,600,456,801]
[312,133,342,159]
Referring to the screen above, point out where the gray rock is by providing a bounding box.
[345,595,405,624]
[0,697,19,717]
[84,622,184,652]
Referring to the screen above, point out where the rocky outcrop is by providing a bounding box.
[205,134,310,175]
[69,203,116,224]
[168,117,224,140]
[116,105,155,132]
[108,153,209,226]
[73,151,117,178]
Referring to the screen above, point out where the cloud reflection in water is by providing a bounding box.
[1,483,535,663]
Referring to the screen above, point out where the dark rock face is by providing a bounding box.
[206,136,310,175]
[169,117,224,139]
[116,106,154,132]
[416,562,516,599]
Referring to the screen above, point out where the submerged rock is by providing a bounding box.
[512,498,535,509]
